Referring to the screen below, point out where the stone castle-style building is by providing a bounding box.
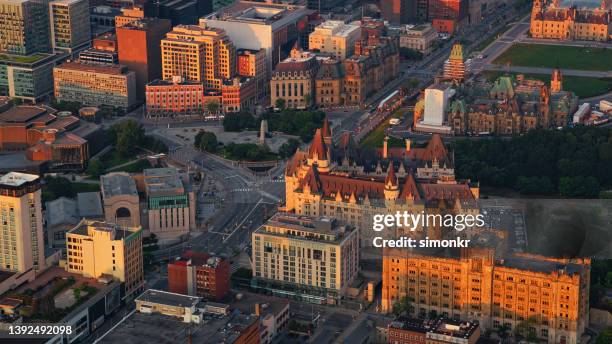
[284,119,479,247]
[530,0,611,41]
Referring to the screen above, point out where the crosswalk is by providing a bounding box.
[232,188,253,192]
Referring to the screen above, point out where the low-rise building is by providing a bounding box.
[99,289,260,344]
[309,20,362,60]
[270,48,319,109]
[101,172,140,228]
[221,77,256,113]
[146,77,205,118]
[315,59,344,107]
[53,61,137,111]
[399,23,438,55]
[252,212,359,304]
[45,192,104,248]
[137,167,196,240]
[65,219,144,300]
[167,251,230,301]
[388,316,481,344]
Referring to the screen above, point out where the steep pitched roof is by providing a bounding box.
[308,129,328,160]
[321,117,332,139]
[385,162,397,187]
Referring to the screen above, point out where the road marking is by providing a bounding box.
[223,198,263,243]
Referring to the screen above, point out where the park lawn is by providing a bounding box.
[359,110,407,149]
[482,71,612,98]
[493,44,612,71]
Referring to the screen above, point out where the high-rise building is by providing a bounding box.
[161,25,236,90]
[167,251,230,301]
[0,54,56,102]
[0,172,45,274]
[428,0,469,34]
[49,0,91,54]
[443,43,465,81]
[381,0,417,25]
[251,212,360,302]
[0,0,51,55]
[66,219,144,299]
[382,248,591,344]
[116,17,172,101]
[308,20,362,60]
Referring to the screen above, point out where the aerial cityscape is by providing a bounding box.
[0,0,610,343]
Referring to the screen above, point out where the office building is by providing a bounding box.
[414,83,455,134]
[101,172,141,227]
[161,25,236,90]
[308,20,361,60]
[443,43,465,81]
[221,77,256,113]
[145,0,213,26]
[117,17,172,101]
[237,48,267,99]
[66,219,144,299]
[115,5,144,27]
[200,1,310,70]
[531,0,611,42]
[270,47,319,109]
[381,0,417,25]
[0,0,50,55]
[49,0,91,54]
[388,316,481,344]
[399,23,438,55]
[314,58,343,107]
[145,77,205,117]
[0,172,45,274]
[53,61,137,110]
[251,212,359,302]
[382,249,590,344]
[428,0,469,33]
[0,53,56,102]
[306,0,343,12]
[168,251,230,301]
[45,192,103,248]
[138,167,196,239]
[78,32,118,65]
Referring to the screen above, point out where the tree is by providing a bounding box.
[303,93,312,108]
[205,101,220,114]
[401,78,420,95]
[399,47,423,60]
[279,138,301,158]
[223,112,259,132]
[86,160,105,178]
[275,98,286,110]
[111,119,145,158]
[194,131,218,152]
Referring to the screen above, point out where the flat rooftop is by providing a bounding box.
[208,0,308,25]
[56,61,129,75]
[70,219,139,240]
[101,172,138,198]
[257,212,355,244]
[498,255,587,275]
[77,191,103,217]
[143,168,185,197]
[98,311,258,344]
[136,289,200,308]
[0,172,39,187]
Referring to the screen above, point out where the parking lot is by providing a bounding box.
[481,206,527,252]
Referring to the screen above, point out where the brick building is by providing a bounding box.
[145,77,205,117]
[167,251,230,301]
[428,0,469,33]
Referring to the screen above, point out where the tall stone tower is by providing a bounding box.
[551,67,563,92]
[443,44,466,81]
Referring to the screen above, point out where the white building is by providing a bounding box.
[200,1,310,73]
[415,84,455,134]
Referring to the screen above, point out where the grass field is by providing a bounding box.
[359,110,408,149]
[482,71,612,98]
[493,44,612,71]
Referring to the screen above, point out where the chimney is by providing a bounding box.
[383,136,388,159]
[255,303,261,316]
[405,139,411,152]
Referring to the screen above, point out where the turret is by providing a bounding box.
[384,163,399,201]
[551,67,563,92]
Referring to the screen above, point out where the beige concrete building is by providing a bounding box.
[66,219,144,299]
[0,172,45,274]
[382,249,591,344]
[53,61,137,110]
[308,20,361,60]
[101,172,141,228]
[252,212,359,302]
[399,23,438,55]
[137,168,196,240]
[161,25,236,90]
[270,48,319,109]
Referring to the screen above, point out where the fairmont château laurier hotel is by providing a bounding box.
[274,120,592,344]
